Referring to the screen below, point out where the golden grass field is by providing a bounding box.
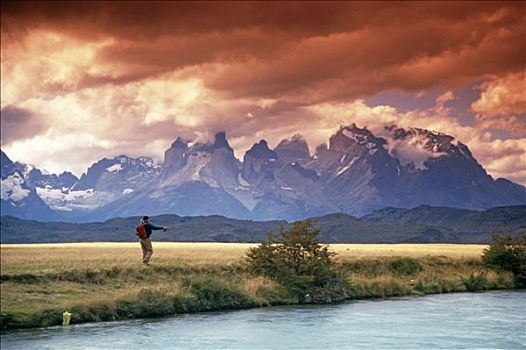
[1,242,487,274]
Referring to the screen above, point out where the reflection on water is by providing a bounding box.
[2,291,525,350]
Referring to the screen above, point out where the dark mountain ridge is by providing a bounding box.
[1,205,524,244]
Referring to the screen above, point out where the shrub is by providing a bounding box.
[388,257,423,276]
[461,272,489,292]
[187,278,256,310]
[0,273,45,284]
[246,220,340,303]
[482,235,526,288]
[116,289,175,318]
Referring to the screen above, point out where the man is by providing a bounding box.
[136,215,167,265]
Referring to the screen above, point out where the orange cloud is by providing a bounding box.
[0,30,114,106]
[2,2,524,101]
[471,71,526,134]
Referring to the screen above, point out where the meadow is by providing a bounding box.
[0,243,514,330]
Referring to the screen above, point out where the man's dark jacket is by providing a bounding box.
[143,223,164,238]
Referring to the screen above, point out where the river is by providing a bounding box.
[2,291,525,349]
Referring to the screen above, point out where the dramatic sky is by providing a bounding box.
[1,1,525,184]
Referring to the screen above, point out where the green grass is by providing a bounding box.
[0,243,514,330]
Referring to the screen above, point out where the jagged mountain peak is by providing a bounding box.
[276,133,307,146]
[75,154,159,192]
[106,155,157,169]
[170,137,189,149]
[245,140,278,160]
[289,133,306,142]
[386,124,449,137]
[1,149,13,166]
[165,137,189,168]
[191,131,234,154]
[160,131,241,191]
[382,125,475,168]
[339,124,382,142]
[329,124,386,154]
[213,131,229,147]
[275,133,310,163]
[385,125,454,151]
[275,133,307,149]
[166,132,234,158]
[1,150,15,178]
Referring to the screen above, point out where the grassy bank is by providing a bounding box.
[0,243,514,330]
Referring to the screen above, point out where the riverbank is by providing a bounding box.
[0,243,514,330]
[3,291,525,350]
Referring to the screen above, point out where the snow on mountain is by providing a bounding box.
[1,150,57,220]
[35,187,96,211]
[26,167,78,191]
[67,154,160,211]
[1,172,30,202]
[75,155,159,192]
[106,163,123,173]
[382,126,454,170]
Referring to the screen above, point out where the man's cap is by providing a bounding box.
[142,216,150,221]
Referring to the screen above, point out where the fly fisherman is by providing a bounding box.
[136,216,167,265]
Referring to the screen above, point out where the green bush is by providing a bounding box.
[388,257,423,276]
[482,235,526,288]
[414,281,443,294]
[0,273,45,284]
[246,220,340,303]
[116,289,175,318]
[308,279,348,303]
[461,272,489,292]
[187,278,256,310]
[254,284,295,305]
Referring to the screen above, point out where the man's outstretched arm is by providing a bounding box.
[145,223,166,231]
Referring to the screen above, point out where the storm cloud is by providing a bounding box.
[0,106,48,144]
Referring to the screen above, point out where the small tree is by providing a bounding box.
[246,220,342,303]
[482,235,526,288]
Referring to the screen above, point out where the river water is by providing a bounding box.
[2,291,525,350]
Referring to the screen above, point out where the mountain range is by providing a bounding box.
[1,124,525,222]
[1,205,524,244]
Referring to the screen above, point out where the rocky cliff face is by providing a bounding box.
[274,134,310,164]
